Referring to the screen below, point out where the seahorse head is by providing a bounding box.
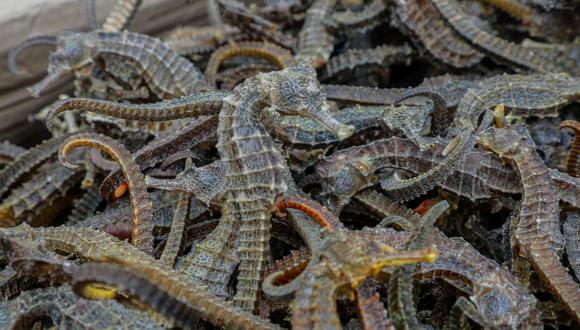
[53,31,94,70]
[28,32,93,97]
[269,61,354,140]
[477,125,529,156]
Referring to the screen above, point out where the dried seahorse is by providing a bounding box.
[391,0,483,68]
[538,300,573,329]
[0,159,81,227]
[312,137,401,212]
[58,133,154,254]
[267,200,437,330]
[432,0,563,73]
[276,104,391,147]
[146,160,227,209]
[388,201,449,329]
[353,192,541,328]
[323,76,478,107]
[382,132,475,201]
[381,102,434,150]
[0,224,280,330]
[72,262,202,329]
[99,116,218,199]
[319,138,567,208]
[71,261,282,330]
[262,196,410,329]
[46,92,224,133]
[48,63,353,311]
[152,174,295,288]
[0,285,165,329]
[297,229,429,330]
[15,30,206,98]
[560,120,580,177]
[295,0,337,68]
[0,132,80,198]
[85,0,142,32]
[451,73,580,135]
[478,125,580,323]
[205,41,295,88]
[265,190,541,328]
[323,45,413,79]
[192,64,351,311]
[316,135,476,212]
[395,87,449,136]
[399,138,520,200]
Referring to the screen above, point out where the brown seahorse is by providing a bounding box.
[44,62,353,312]
[478,125,580,323]
[10,30,206,98]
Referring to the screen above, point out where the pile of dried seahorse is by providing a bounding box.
[1,0,579,328]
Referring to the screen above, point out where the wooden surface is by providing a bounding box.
[0,0,208,142]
